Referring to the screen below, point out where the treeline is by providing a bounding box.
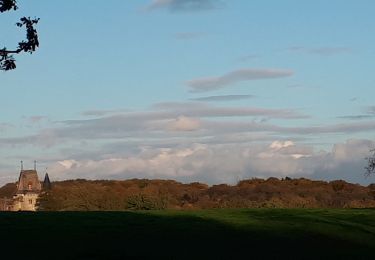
[0,183,16,199]
[33,178,375,211]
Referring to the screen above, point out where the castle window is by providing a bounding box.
[28,182,32,190]
[29,199,33,204]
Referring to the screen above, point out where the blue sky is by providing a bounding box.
[1,0,375,185]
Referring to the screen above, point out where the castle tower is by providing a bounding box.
[12,161,42,211]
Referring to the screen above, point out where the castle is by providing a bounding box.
[1,161,51,211]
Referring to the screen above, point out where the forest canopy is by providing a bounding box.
[24,178,375,211]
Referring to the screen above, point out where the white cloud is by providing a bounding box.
[332,139,373,162]
[270,140,294,150]
[58,160,78,170]
[167,116,201,131]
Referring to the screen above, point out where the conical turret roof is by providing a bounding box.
[43,172,52,190]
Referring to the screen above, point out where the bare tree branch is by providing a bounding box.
[0,50,21,54]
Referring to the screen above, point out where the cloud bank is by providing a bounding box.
[43,139,374,185]
[1,102,374,186]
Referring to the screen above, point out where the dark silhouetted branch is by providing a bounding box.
[1,0,39,71]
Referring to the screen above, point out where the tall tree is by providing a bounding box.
[365,149,375,177]
[0,0,39,71]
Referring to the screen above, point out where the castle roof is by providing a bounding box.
[17,170,42,194]
[43,173,52,190]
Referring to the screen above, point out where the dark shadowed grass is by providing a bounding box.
[0,209,374,259]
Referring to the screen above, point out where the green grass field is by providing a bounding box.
[0,209,374,259]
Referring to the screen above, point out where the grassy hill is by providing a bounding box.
[0,209,374,259]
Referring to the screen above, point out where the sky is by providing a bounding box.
[1,0,375,185]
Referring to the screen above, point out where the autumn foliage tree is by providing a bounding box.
[0,0,39,70]
[33,178,375,211]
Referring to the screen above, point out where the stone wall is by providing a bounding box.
[12,193,40,211]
